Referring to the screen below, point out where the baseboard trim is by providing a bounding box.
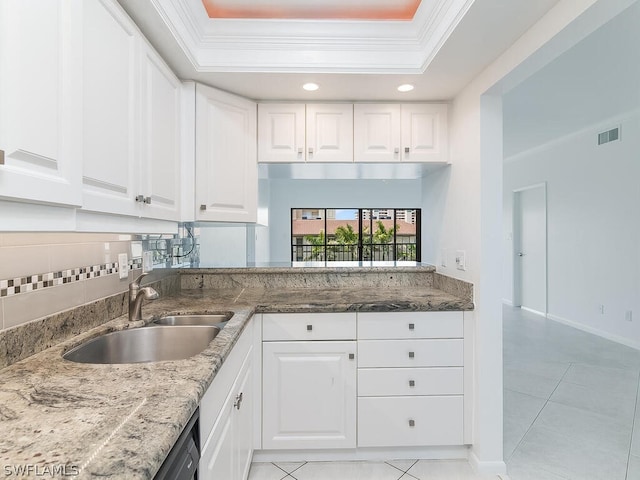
[520,306,546,318]
[468,450,507,475]
[253,446,469,463]
[547,313,640,351]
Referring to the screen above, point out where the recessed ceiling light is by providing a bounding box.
[303,83,319,91]
[397,84,414,92]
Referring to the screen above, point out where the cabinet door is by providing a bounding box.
[139,44,181,221]
[200,391,235,480]
[258,104,305,163]
[196,84,257,222]
[82,0,139,216]
[401,104,448,162]
[262,341,356,449]
[353,104,401,162]
[0,0,82,207]
[306,104,353,163]
[234,351,254,480]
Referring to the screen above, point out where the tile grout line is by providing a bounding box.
[624,369,640,480]
[505,362,573,463]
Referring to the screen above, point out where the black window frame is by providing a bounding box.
[290,208,421,262]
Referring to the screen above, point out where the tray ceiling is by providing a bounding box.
[202,0,422,20]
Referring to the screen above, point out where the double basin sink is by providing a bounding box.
[63,314,232,364]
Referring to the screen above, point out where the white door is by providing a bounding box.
[257,103,305,162]
[353,104,401,162]
[262,341,357,449]
[513,183,547,315]
[195,84,257,222]
[306,104,353,163]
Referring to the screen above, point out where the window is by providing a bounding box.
[291,208,421,262]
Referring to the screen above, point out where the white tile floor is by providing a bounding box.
[248,306,640,480]
[504,306,640,480]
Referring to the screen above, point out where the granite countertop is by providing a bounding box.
[0,284,471,479]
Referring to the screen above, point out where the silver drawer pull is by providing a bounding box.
[408,351,415,358]
[409,419,415,427]
[200,204,207,211]
[234,392,243,410]
[405,147,410,154]
[349,353,355,360]
[409,380,415,387]
[307,324,313,331]
[135,195,145,203]
[408,323,415,330]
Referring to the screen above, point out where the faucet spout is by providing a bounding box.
[129,273,159,322]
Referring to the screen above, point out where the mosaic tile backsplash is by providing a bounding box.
[0,258,142,298]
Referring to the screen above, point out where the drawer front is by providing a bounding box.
[358,311,463,340]
[358,396,463,447]
[358,339,463,368]
[358,367,463,397]
[263,313,356,341]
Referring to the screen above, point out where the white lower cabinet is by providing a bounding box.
[200,323,254,480]
[261,313,357,450]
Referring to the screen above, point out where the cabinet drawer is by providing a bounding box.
[357,396,463,447]
[357,311,463,340]
[263,313,356,341]
[358,367,463,397]
[358,339,463,367]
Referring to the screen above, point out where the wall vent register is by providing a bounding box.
[597,127,620,145]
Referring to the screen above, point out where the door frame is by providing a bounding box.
[512,182,548,316]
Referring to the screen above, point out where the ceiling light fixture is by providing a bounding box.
[303,83,319,91]
[397,84,414,92]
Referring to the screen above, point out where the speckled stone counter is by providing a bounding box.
[0,273,472,479]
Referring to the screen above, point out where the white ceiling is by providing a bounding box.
[503,2,640,158]
[118,0,561,101]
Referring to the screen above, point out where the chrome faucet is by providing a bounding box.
[129,273,159,322]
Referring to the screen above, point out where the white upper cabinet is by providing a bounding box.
[306,104,353,163]
[401,104,449,162]
[82,0,181,221]
[353,104,402,162]
[139,44,181,221]
[355,103,448,163]
[257,104,305,163]
[258,103,353,163]
[195,84,257,223]
[82,0,138,216]
[0,0,83,207]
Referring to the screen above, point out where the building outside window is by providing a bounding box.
[291,208,421,262]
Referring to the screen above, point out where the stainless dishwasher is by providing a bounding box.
[154,409,200,480]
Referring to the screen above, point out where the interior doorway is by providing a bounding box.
[512,183,547,316]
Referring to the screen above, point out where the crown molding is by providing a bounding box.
[150,0,477,73]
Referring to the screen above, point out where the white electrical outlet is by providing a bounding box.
[598,304,605,315]
[455,250,466,271]
[626,310,633,322]
[118,253,129,279]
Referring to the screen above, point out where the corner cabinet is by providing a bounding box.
[200,321,254,480]
[195,84,257,223]
[0,0,83,207]
[261,313,357,449]
[82,0,181,221]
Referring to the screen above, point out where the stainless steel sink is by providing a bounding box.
[153,313,232,327]
[63,325,220,364]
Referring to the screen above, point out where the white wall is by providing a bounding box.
[504,112,640,347]
[429,0,638,472]
[268,178,423,263]
[199,225,248,267]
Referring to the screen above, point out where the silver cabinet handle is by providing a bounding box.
[518,252,525,257]
[200,204,207,211]
[135,195,145,203]
[0,149,4,165]
[349,353,355,360]
[308,147,314,156]
[409,419,415,427]
[297,147,303,156]
[307,324,313,331]
[409,380,415,387]
[144,196,151,205]
[408,323,415,330]
[405,147,410,154]
[409,351,415,358]
[234,392,243,410]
